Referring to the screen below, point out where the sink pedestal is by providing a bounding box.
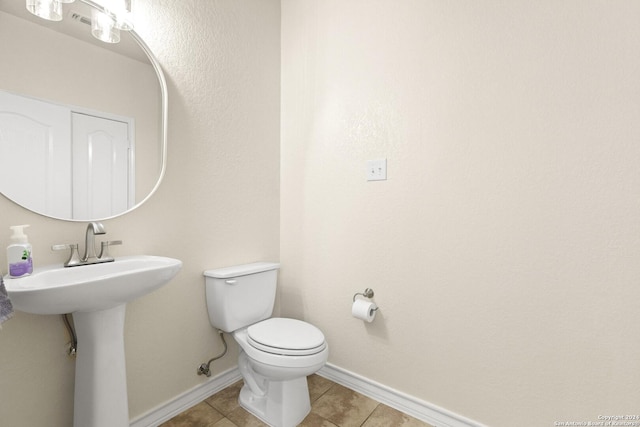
[4,255,183,427]
[73,304,129,427]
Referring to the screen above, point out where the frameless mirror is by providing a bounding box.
[0,0,167,221]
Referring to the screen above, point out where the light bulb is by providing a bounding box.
[91,8,120,43]
[26,0,63,21]
[97,0,134,31]
[113,0,134,31]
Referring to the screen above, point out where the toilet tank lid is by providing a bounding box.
[204,262,280,279]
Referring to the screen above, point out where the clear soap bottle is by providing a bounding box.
[7,225,33,278]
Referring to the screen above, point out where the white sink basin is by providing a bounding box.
[5,255,182,314]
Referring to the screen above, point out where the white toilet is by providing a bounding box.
[204,262,329,427]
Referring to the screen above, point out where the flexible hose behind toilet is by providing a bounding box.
[197,330,227,377]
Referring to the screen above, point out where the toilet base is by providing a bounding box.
[238,376,311,427]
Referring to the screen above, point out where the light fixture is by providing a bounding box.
[91,7,120,43]
[90,0,133,43]
[108,0,134,31]
[24,0,134,44]
[93,0,134,31]
[26,0,64,21]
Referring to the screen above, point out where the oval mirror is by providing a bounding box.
[0,0,167,221]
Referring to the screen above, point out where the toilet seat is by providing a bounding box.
[247,318,326,356]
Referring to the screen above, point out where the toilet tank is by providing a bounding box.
[204,262,280,333]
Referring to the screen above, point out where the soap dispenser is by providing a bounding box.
[7,225,33,278]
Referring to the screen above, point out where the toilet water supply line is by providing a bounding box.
[197,329,227,377]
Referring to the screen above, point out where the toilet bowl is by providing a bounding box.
[233,318,329,426]
[204,263,329,427]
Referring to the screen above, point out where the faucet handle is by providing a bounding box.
[98,240,122,262]
[52,243,82,267]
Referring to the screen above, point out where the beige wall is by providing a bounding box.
[0,1,280,426]
[281,1,640,426]
[2,1,640,426]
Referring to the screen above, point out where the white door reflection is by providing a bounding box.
[0,90,133,219]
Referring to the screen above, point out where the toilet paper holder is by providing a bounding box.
[353,288,379,311]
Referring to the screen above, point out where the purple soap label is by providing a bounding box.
[9,258,32,277]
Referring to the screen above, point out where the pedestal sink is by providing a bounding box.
[4,255,182,427]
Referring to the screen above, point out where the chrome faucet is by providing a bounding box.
[82,222,106,263]
[52,222,122,267]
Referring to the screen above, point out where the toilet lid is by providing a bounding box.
[247,318,326,356]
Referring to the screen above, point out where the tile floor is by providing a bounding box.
[160,374,433,427]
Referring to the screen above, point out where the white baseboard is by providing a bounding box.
[129,363,484,427]
[130,367,241,427]
[317,363,486,427]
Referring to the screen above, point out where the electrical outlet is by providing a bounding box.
[366,159,387,181]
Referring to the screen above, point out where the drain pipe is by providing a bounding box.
[62,313,77,357]
[197,330,227,377]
